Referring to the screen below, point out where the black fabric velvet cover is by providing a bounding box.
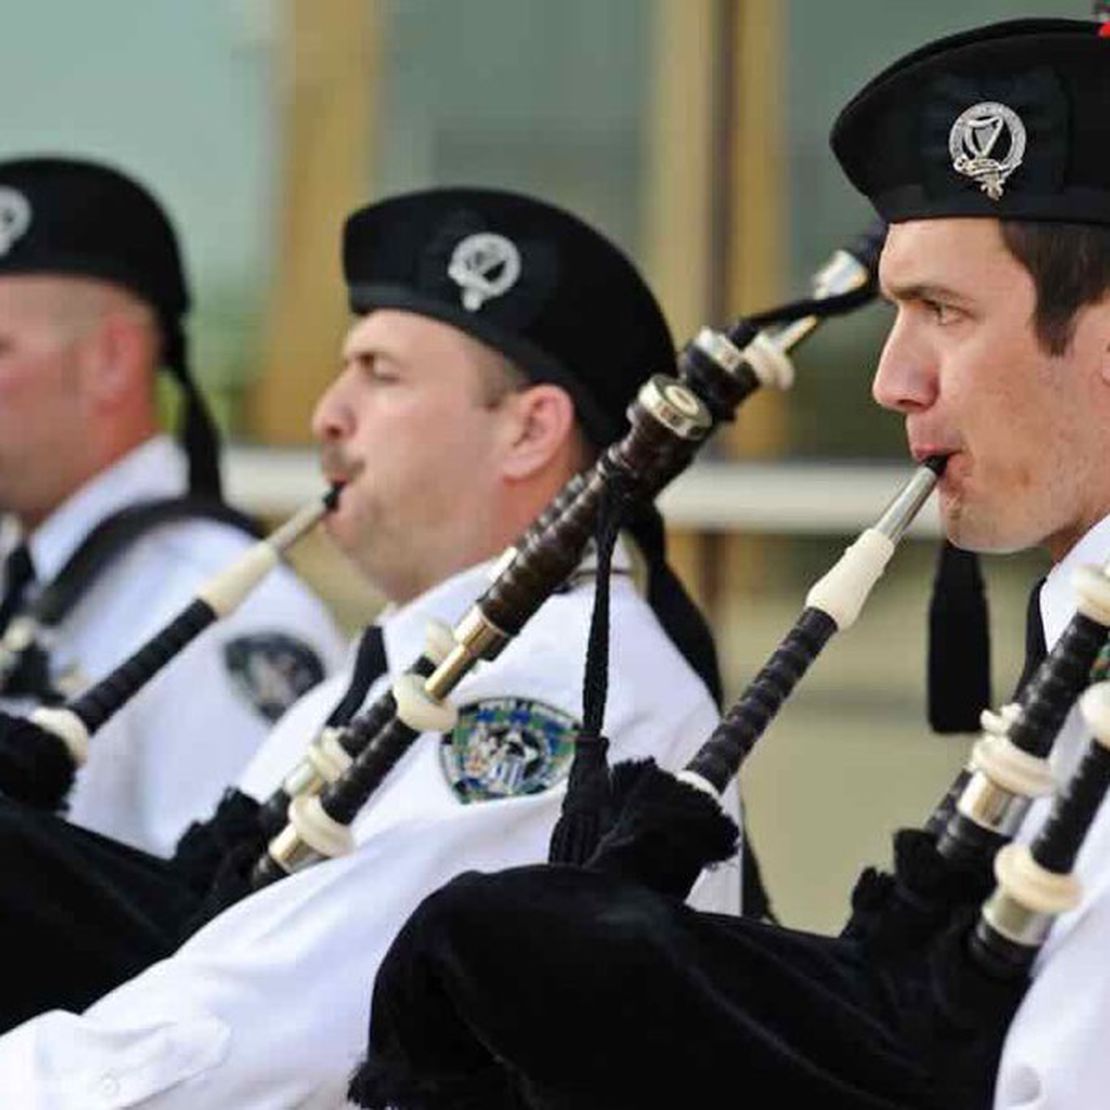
[0,787,271,1030]
[353,866,1020,1110]
[0,798,204,1029]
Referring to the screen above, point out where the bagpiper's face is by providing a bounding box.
[311,308,519,602]
[0,277,90,527]
[872,218,1110,560]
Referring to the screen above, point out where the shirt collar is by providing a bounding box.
[378,560,497,676]
[1041,514,1110,649]
[20,436,187,585]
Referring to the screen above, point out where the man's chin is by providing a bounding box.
[942,497,990,552]
[944,510,1038,556]
[322,513,365,559]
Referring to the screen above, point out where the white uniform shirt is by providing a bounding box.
[0,437,346,855]
[992,513,1110,1109]
[0,555,736,1108]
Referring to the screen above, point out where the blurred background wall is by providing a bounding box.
[0,0,1073,928]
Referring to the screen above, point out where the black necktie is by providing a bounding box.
[0,544,34,637]
[326,624,388,726]
[1013,578,1047,699]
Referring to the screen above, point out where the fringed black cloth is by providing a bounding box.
[0,798,199,1030]
[0,788,264,1030]
[351,865,1022,1110]
[586,759,738,899]
[842,828,995,955]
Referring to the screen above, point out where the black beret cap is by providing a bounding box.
[343,187,676,447]
[0,156,189,320]
[831,19,1110,226]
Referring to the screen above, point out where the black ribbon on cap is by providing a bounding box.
[163,324,222,499]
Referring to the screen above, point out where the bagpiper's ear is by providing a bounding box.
[499,382,576,482]
[80,306,158,408]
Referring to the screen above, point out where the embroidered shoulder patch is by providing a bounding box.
[224,633,325,722]
[440,697,579,803]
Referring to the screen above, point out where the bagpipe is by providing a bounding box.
[0,496,261,706]
[348,502,1110,1108]
[237,222,886,900]
[0,223,884,941]
[846,556,1110,954]
[0,488,340,810]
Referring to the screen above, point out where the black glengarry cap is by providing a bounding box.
[831,19,1110,228]
[0,156,222,496]
[342,187,677,448]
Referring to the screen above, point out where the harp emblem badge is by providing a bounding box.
[948,101,1026,201]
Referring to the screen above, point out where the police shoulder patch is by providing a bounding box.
[440,697,579,804]
[223,633,325,722]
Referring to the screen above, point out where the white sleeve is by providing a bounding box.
[0,1009,231,1109]
[0,578,727,1107]
[0,796,585,1109]
[994,891,1110,1109]
[66,563,346,856]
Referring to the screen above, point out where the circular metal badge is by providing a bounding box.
[0,188,32,256]
[447,231,522,311]
[948,101,1026,201]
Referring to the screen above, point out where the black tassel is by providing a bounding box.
[547,475,633,864]
[174,837,262,942]
[171,788,264,892]
[164,326,223,499]
[546,732,611,865]
[841,827,993,954]
[928,542,992,733]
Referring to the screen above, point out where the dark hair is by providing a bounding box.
[1000,221,1110,355]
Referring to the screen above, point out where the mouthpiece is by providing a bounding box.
[872,460,942,545]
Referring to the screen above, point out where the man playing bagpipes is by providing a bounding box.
[0,157,344,855]
[0,188,744,1107]
[347,19,1110,1110]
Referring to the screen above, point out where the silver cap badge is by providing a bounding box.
[0,188,31,256]
[948,101,1026,201]
[447,232,521,311]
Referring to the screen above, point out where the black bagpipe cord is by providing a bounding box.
[547,480,740,903]
[629,505,775,919]
[547,475,633,866]
[547,493,773,915]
